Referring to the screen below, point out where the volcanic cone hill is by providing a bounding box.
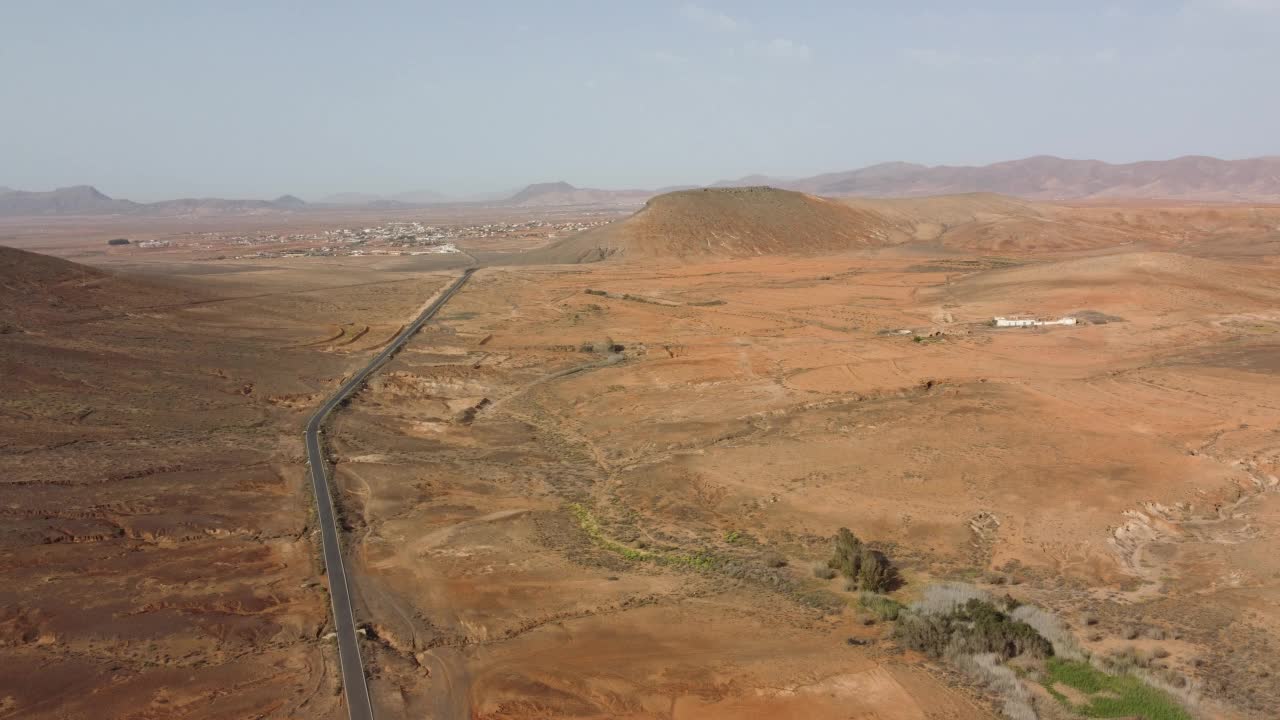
[519,186,902,263]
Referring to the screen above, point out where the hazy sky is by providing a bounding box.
[4,1,1278,200]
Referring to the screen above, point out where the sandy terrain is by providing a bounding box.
[328,241,1278,718]
[3,195,1278,719]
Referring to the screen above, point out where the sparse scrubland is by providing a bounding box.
[568,489,1197,720]
[892,583,1194,720]
[6,190,1280,719]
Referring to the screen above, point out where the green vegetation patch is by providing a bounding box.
[1043,658,1191,720]
[568,502,653,561]
[568,502,720,570]
[859,592,903,621]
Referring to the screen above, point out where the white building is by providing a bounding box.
[993,316,1077,328]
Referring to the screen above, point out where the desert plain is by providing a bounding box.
[2,191,1279,720]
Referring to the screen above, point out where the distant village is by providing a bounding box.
[117,219,609,260]
[233,221,464,259]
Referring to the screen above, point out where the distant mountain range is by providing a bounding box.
[713,155,1280,202]
[0,185,139,215]
[501,156,1280,206]
[0,186,310,217]
[318,190,452,206]
[5,155,1280,217]
[502,181,654,207]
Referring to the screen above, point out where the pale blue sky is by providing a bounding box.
[3,1,1278,200]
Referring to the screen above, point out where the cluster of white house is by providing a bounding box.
[992,316,1077,328]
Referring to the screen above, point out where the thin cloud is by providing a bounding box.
[765,38,812,62]
[902,47,1118,69]
[680,3,738,32]
[1180,0,1280,18]
[901,48,996,69]
[1208,0,1280,10]
[652,49,687,65]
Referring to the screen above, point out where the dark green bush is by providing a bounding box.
[858,550,895,593]
[893,599,1052,660]
[827,528,899,592]
[830,527,863,577]
[955,599,1052,659]
[894,612,953,656]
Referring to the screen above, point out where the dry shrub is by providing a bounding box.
[761,551,787,568]
[1011,604,1084,660]
[953,652,1039,720]
[1100,648,1202,714]
[1134,666,1202,716]
[912,582,990,616]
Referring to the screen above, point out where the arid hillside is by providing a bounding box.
[839,192,1134,252]
[839,193,1107,252]
[0,246,458,720]
[0,245,194,331]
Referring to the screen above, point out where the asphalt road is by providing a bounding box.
[305,269,475,720]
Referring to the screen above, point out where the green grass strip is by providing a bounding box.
[1042,658,1190,720]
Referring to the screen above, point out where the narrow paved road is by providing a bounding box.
[305,269,475,720]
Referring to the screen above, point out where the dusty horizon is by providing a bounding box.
[5,2,1280,199]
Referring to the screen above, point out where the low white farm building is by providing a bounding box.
[993,316,1077,328]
